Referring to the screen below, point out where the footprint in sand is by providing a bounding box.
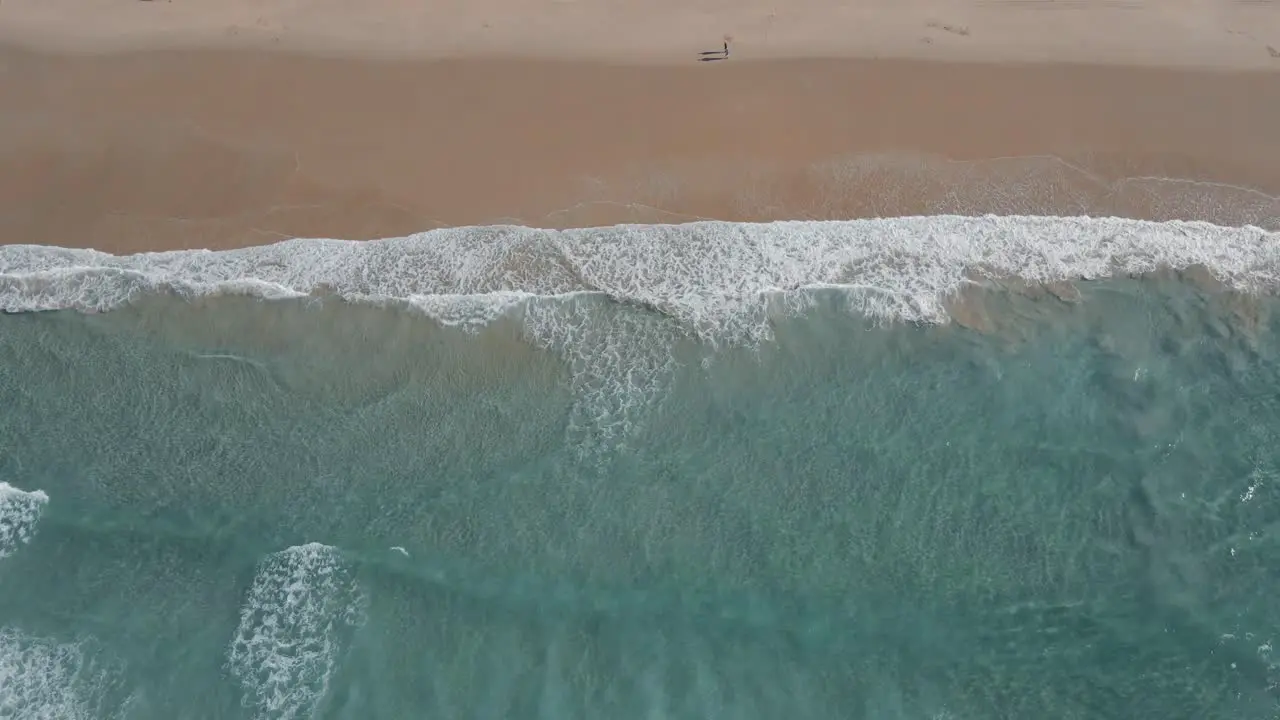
[926,21,972,37]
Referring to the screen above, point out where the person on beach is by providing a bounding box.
[699,37,730,61]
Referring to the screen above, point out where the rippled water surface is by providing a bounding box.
[1,218,1279,719]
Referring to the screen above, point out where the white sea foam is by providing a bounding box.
[0,629,128,720]
[0,483,49,560]
[0,488,89,719]
[524,298,683,454]
[5,216,1276,452]
[227,543,366,720]
[0,629,90,720]
[1,216,1276,337]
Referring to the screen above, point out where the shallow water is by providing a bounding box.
[1,218,1279,719]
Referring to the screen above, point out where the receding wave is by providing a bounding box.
[1,216,1277,341]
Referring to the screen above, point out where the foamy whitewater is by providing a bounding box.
[228,544,366,720]
[1,216,1278,718]
[0,483,47,560]
[2,215,1277,336]
[1,484,126,720]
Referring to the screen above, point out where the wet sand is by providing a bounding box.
[2,43,1279,253]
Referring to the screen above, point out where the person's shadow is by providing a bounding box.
[698,40,730,62]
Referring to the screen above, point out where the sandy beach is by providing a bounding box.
[1,0,1279,253]
[4,7,1280,718]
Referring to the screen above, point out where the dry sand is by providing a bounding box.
[1,0,1279,253]
[5,0,1280,68]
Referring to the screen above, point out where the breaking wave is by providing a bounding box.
[0,629,133,720]
[226,543,366,720]
[0,482,48,560]
[0,216,1275,342]
[5,215,1277,453]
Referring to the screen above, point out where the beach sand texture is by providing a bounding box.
[4,0,1280,67]
[1,0,1279,253]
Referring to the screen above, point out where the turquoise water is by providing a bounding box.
[2,219,1280,718]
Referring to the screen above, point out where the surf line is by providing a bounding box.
[698,36,731,62]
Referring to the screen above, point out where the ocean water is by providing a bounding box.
[1,215,1279,719]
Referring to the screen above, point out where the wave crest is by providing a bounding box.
[0,482,49,560]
